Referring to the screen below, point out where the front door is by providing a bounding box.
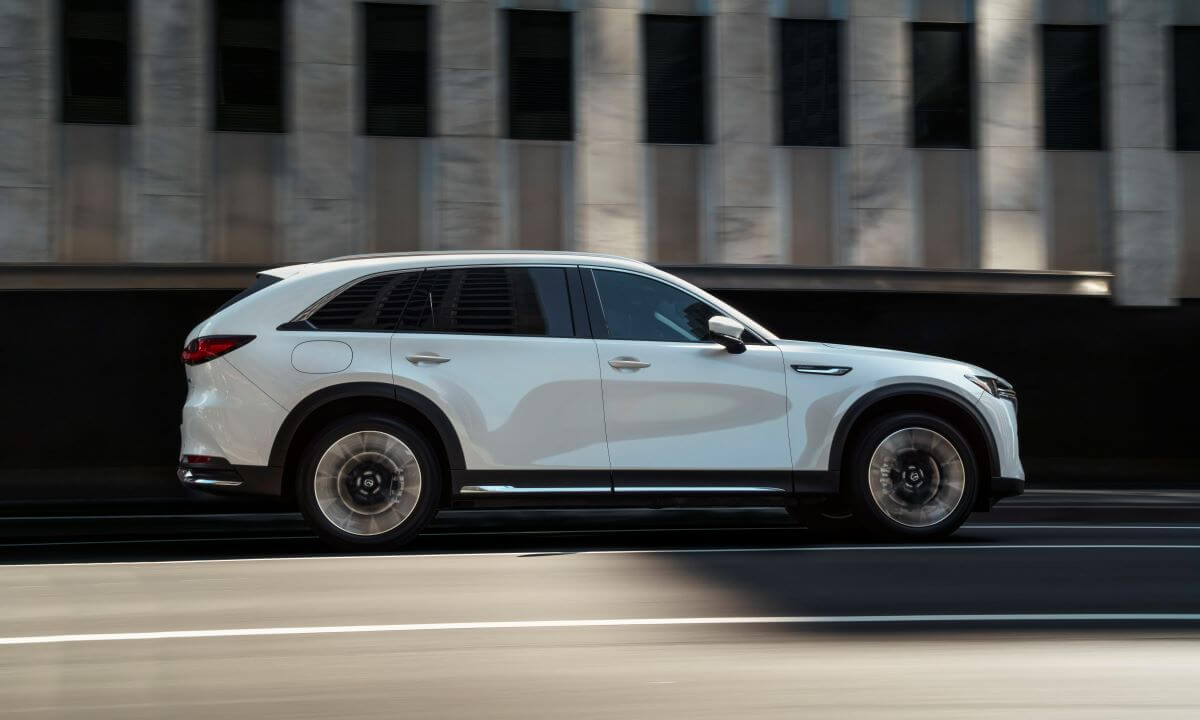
[583,268,792,492]
[391,265,610,494]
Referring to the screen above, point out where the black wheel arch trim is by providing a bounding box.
[268,381,467,471]
[828,383,1001,478]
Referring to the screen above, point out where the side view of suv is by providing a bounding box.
[180,252,1023,548]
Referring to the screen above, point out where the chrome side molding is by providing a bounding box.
[460,485,610,494]
[791,364,852,376]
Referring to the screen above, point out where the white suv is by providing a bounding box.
[180,252,1023,547]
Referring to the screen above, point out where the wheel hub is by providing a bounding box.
[868,427,966,528]
[344,460,397,507]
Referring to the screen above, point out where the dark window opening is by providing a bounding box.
[644,14,708,144]
[1174,26,1200,151]
[62,0,131,124]
[399,267,574,337]
[1042,25,1104,150]
[307,272,421,331]
[779,19,841,147]
[364,3,430,137]
[507,10,573,141]
[912,23,973,149]
[589,269,722,343]
[215,0,284,133]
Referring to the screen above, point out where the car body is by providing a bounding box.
[180,251,1023,546]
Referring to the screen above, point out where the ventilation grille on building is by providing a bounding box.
[62,0,130,125]
[1043,25,1103,151]
[215,0,284,133]
[644,15,708,144]
[507,10,573,141]
[1175,27,1200,151]
[912,23,973,149]
[364,3,430,137]
[779,19,841,147]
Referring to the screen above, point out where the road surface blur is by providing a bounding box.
[1,490,1198,719]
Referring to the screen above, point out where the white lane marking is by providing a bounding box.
[4,543,1200,569]
[966,524,1200,531]
[4,614,1200,647]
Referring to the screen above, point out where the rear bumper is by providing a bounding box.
[178,462,284,497]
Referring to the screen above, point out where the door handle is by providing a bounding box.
[608,357,651,370]
[406,353,451,365]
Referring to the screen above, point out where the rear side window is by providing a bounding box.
[215,273,282,314]
[399,267,574,337]
[305,271,420,331]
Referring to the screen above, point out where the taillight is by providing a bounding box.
[182,335,255,365]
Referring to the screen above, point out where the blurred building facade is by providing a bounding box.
[0,0,1197,304]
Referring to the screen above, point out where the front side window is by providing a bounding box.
[589,269,724,343]
[399,267,574,337]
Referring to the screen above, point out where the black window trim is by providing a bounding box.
[284,265,591,340]
[910,20,976,150]
[579,266,770,346]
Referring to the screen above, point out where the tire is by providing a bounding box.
[297,413,441,550]
[844,412,978,541]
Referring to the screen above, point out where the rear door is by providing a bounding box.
[390,265,611,494]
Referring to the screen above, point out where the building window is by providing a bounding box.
[1174,26,1200,151]
[912,23,973,148]
[643,15,708,144]
[61,0,131,124]
[1042,25,1104,150]
[364,3,430,137]
[214,0,284,133]
[506,10,573,141]
[779,19,841,147]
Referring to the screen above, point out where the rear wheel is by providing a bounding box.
[298,414,441,550]
[845,412,978,541]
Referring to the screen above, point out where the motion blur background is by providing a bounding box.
[1,0,1199,506]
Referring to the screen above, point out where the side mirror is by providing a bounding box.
[708,315,747,355]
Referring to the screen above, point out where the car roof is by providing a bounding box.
[271,250,659,278]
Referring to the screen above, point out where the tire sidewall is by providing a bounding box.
[298,414,441,549]
[846,412,978,540]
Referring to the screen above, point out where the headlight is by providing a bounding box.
[967,375,1017,402]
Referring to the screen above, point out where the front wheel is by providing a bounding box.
[845,412,978,541]
[298,414,441,550]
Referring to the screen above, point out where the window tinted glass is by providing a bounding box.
[364,3,430,137]
[1042,25,1103,150]
[215,0,284,133]
[644,15,708,144]
[308,271,419,331]
[780,19,841,147]
[912,23,973,148]
[399,267,573,337]
[62,0,130,125]
[590,270,722,343]
[507,10,573,140]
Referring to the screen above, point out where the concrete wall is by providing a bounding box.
[0,0,1197,304]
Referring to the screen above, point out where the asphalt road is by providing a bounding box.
[2,493,1199,718]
